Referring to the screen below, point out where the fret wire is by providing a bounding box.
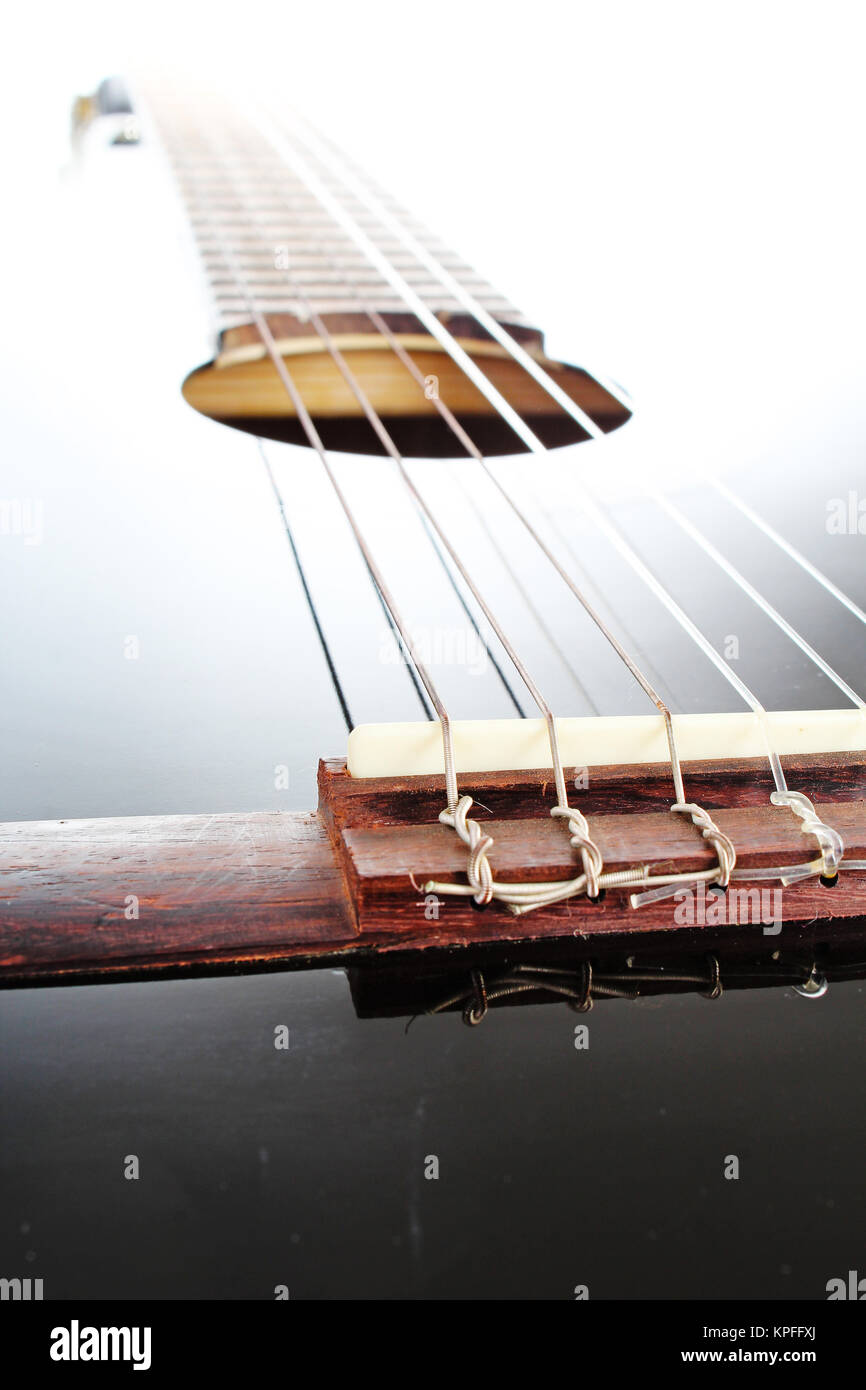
[713,479,866,627]
[167,144,520,323]
[654,493,866,710]
[260,103,629,427]
[245,104,551,454]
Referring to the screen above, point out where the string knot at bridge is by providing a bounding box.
[770,789,844,878]
[550,804,604,898]
[671,802,736,889]
[437,796,495,905]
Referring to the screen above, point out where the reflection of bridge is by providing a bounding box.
[347,921,866,1026]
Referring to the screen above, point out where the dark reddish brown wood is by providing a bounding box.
[318,757,866,940]
[220,312,548,355]
[0,810,356,984]
[319,751,866,826]
[1,752,864,986]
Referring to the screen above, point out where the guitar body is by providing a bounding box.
[2,26,866,1308]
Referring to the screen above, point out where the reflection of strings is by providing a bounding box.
[256,439,354,731]
[408,955,848,1027]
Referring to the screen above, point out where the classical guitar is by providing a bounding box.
[2,75,865,996]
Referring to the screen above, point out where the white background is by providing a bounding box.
[2,0,865,465]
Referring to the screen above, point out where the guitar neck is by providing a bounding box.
[142,82,532,343]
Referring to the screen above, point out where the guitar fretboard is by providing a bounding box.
[142,85,532,342]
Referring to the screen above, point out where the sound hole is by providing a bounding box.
[182,318,632,459]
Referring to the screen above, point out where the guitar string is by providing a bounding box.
[153,134,436,726]
[712,479,866,628]
[214,137,702,804]
[244,105,569,454]
[193,122,612,900]
[214,137,600,716]
[233,116,850,889]
[262,426,434,722]
[268,80,866,685]
[264,103,632,421]
[240,102,845,850]
[214,106,855,886]
[244,106,787,749]
[243,155,686,720]
[540,479,851,894]
[258,96,866,706]
[250,105,859,789]
[653,492,866,711]
[526,499,681,707]
[172,143,463,815]
[202,132,735,882]
[711,468,866,873]
[444,469,602,716]
[240,99,853,888]
[162,110,725,907]
[347,326,668,718]
[185,170,527,719]
[172,117,572,906]
[188,117,748,901]
[159,100,850,900]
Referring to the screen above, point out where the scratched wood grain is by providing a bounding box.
[319,757,866,940]
[0,810,356,983]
